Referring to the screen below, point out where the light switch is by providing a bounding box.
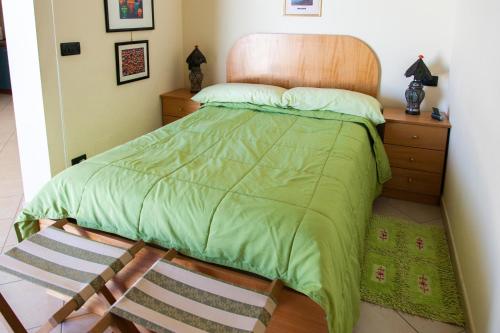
[60,42,81,56]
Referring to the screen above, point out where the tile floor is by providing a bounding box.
[0,94,466,332]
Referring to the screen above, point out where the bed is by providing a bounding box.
[14,34,390,333]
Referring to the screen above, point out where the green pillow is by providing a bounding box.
[282,87,385,125]
[192,83,286,107]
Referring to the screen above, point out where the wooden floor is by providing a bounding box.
[44,220,329,333]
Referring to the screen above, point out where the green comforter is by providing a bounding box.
[15,103,391,333]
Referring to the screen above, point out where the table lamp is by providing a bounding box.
[404,55,433,115]
[186,46,207,93]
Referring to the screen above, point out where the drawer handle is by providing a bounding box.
[411,135,419,140]
[178,107,184,112]
[407,177,414,183]
[409,157,416,162]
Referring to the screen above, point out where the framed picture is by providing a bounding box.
[104,0,154,32]
[115,40,150,85]
[284,0,322,16]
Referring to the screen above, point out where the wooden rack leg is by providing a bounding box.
[90,249,177,333]
[89,313,140,333]
[88,313,113,333]
[268,280,284,300]
[0,292,27,333]
[99,285,117,305]
[113,314,141,333]
[99,240,145,306]
[128,240,145,256]
[163,249,178,261]
[50,220,68,230]
[37,299,78,333]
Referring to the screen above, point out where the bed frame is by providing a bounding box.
[227,33,380,97]
[40,34,381,332]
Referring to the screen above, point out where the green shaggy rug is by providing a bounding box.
[361,215,465,326]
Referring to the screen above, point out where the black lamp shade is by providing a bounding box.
[186,46,207,70]
[405,55,433,82]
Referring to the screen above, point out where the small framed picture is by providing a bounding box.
[115,40,150,85]
[284,0,322,16]
[104,0,154,32]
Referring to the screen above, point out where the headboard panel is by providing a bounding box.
[227,34,380,97]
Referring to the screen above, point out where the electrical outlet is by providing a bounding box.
[60,42,81,56]
[71,154,87,166]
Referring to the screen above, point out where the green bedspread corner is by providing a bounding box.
[14,103,391,333]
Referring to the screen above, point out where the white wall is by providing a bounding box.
[2,0,53,200]
[34,0,67,177]
[49,0,184,171]
[182,0,454,110]
[50,0,184,168]
[443,0,500,332]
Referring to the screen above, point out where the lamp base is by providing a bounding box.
[189,67,204,93]
[405,80,425,116]
[405,108,421,116]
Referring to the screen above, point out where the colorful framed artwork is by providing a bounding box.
[104,0,154,32]
[115,40,150,85]
[284,0,322,16]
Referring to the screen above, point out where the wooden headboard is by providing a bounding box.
[227,34,380,97]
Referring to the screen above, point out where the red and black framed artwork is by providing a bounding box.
[115,40,150,85]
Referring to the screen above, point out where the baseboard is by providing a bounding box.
[441,198,476,333]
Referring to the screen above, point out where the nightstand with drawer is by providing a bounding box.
[161,89,201,125]
[382,108,451,205]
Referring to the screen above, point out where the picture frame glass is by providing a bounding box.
[116,41,149,85]
[105,0,154,32]
[285,0,322,16]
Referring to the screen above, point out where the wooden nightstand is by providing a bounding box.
[382,108,451,205]
[160,89,201,125]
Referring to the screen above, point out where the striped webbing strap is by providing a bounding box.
[0,226,133,307]
[110,259,277,333]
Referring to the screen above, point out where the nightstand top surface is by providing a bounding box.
[383,107,451,128]
[161,88,196,100]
